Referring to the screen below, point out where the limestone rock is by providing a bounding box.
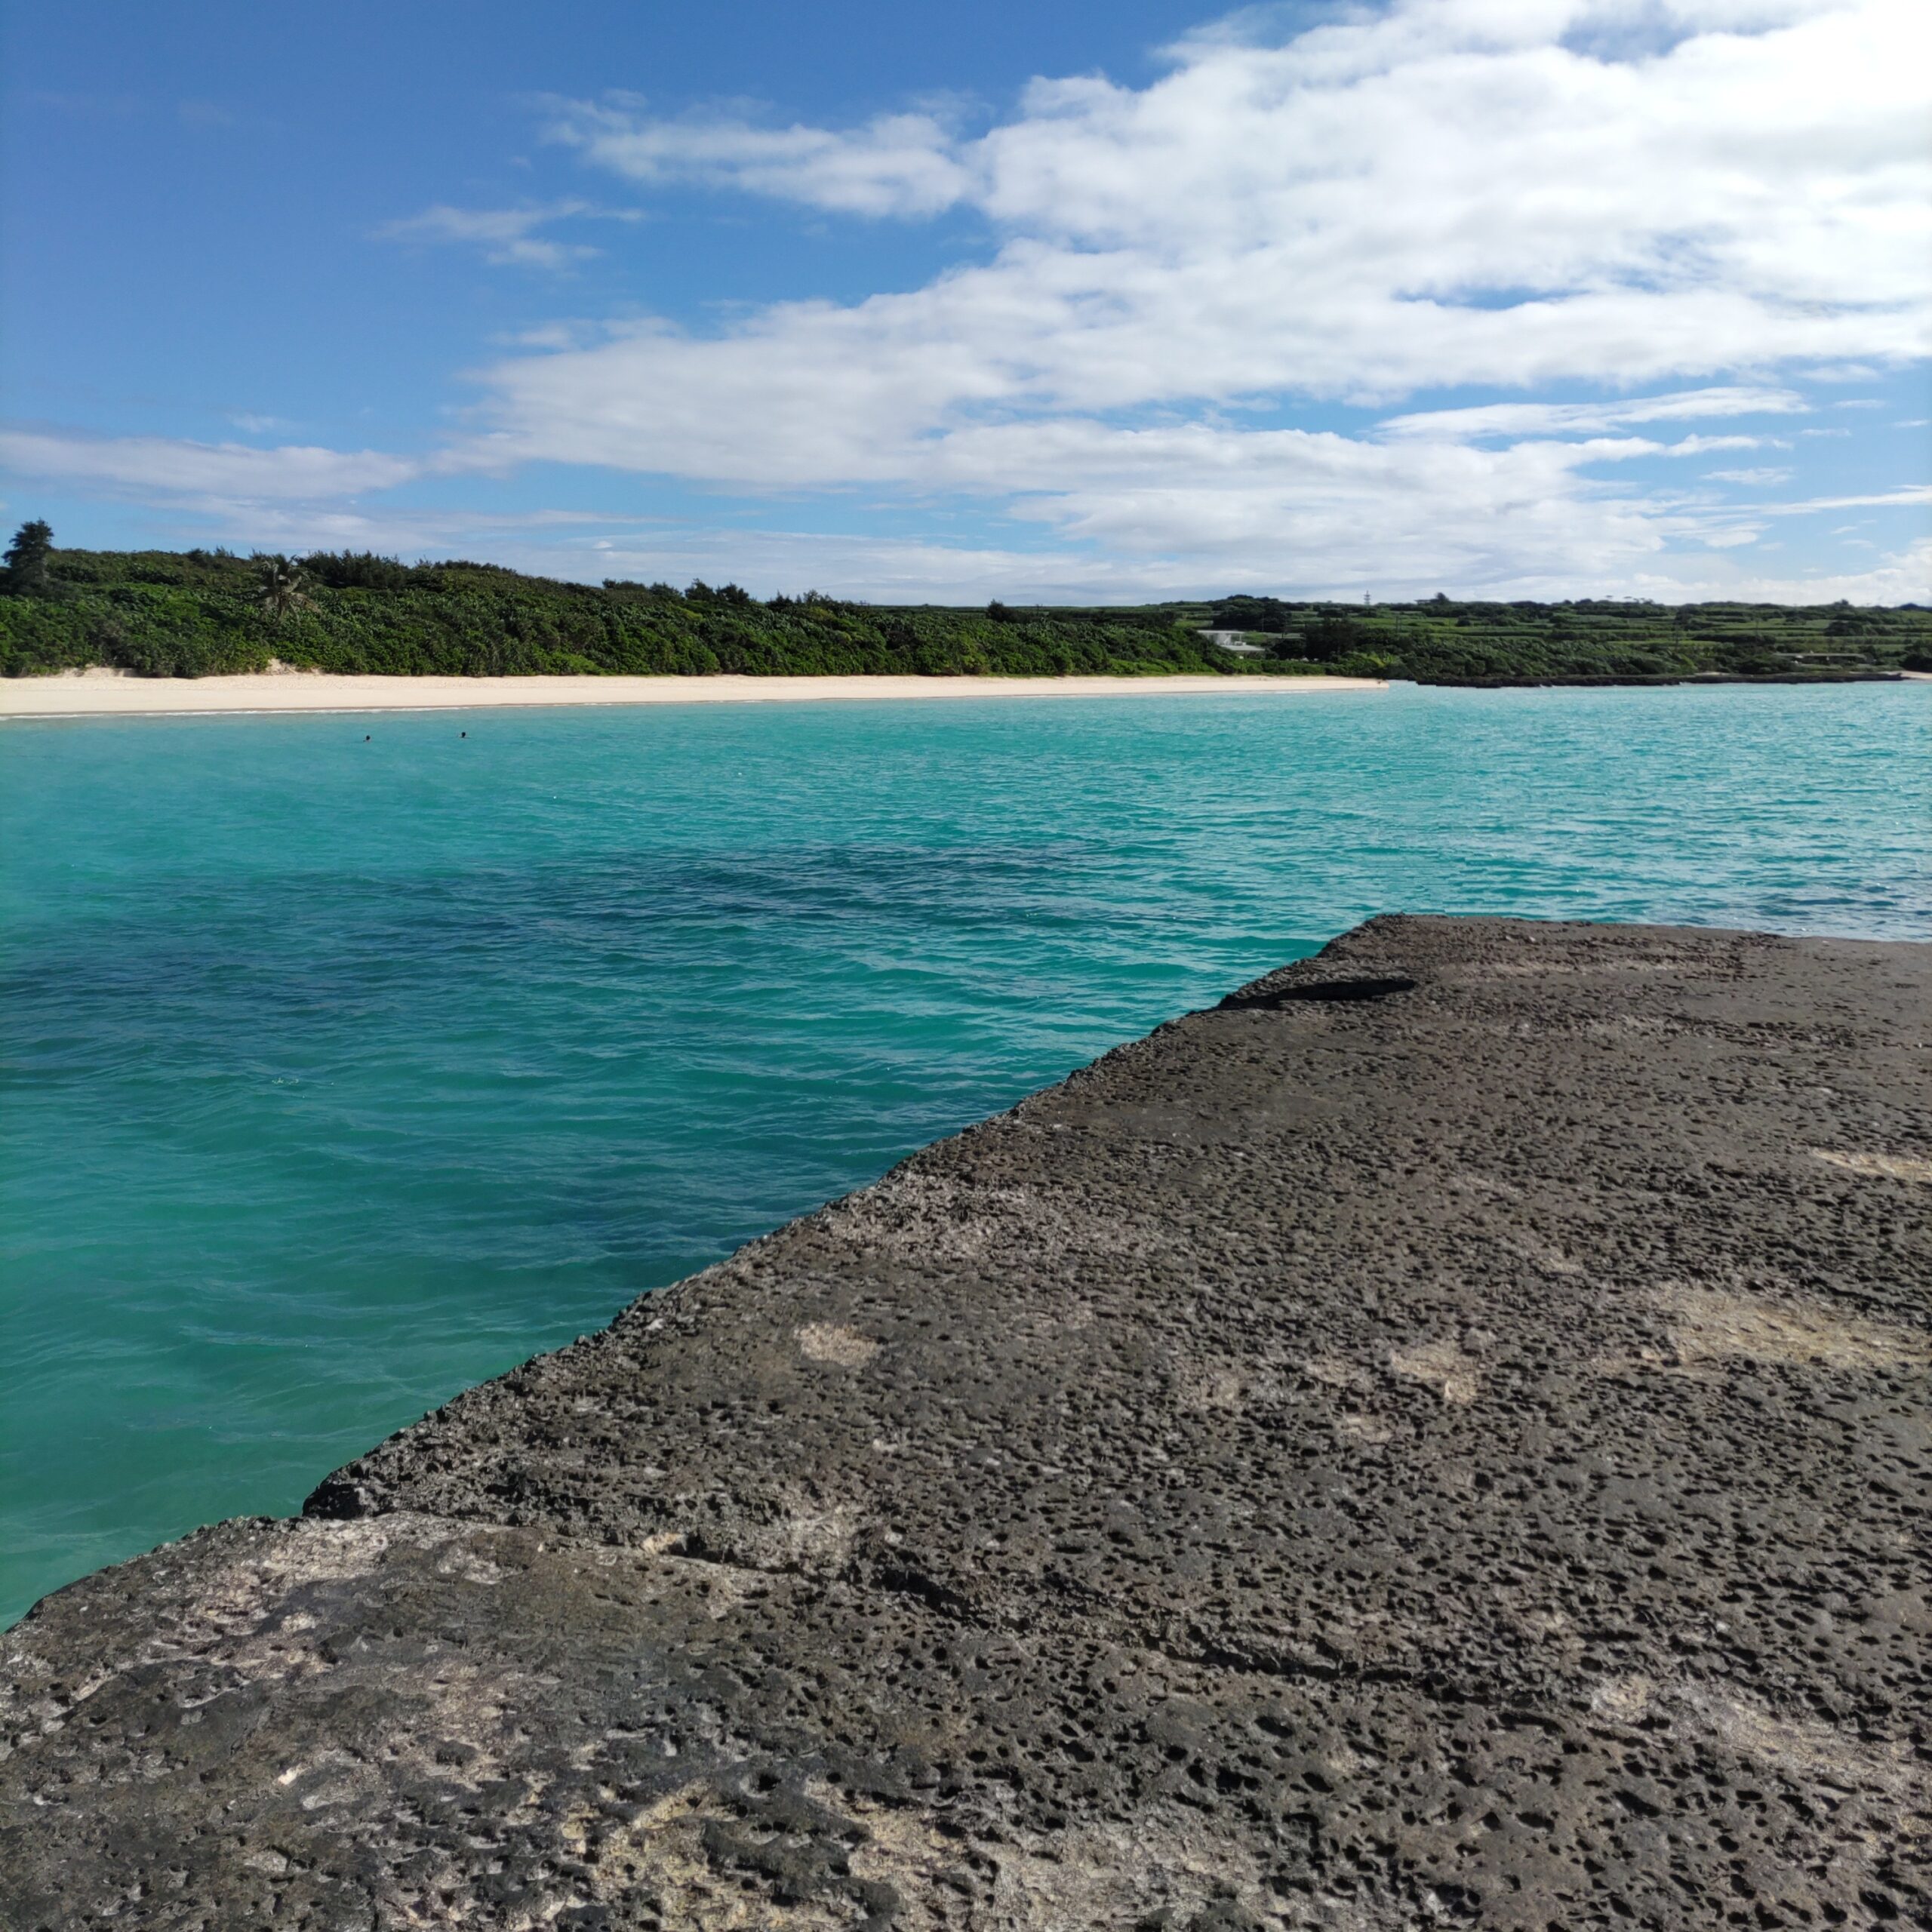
[4,917,1929,1928]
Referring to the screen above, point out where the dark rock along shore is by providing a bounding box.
[3,917,1929,1930]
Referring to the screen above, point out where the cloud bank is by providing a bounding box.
[509,0,1928,454]
[7,0,1927,598]
[479,0,1932,595]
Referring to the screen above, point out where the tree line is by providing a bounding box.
[3,525,1927,684]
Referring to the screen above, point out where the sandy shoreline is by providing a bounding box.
[0,669,1385,719]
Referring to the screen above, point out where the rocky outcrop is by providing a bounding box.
[4,917,1929,1929]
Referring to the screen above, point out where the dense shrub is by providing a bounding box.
[0,545,1250,680]
[300,550,414,592]
[2,535,1926,684]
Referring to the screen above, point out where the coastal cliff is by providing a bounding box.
[3,916,1928,1928]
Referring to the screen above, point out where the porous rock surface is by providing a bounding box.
[4,917,1930,1930]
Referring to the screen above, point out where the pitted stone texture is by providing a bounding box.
[4,917,1929,1929]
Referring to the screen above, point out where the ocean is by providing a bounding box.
[2,681,1926,1625]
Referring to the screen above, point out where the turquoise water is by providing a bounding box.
[2,683,1926,1625]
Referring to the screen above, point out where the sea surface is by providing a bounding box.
[2,682,1927,1625]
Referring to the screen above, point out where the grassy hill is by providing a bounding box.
[2,544,1926,685]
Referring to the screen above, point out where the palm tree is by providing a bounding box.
[4,519,54,595]
[252,554,311,621]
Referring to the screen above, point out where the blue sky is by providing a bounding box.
[3,0,1927,601]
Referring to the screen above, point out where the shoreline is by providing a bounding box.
[0,669,1384,719]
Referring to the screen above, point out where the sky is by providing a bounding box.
[3,0,1928,604]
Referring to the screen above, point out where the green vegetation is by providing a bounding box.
[2,530,1927,685]
[0,540,1240,681]
[2,521,53,599]
[1204,594,1932,684]
[251,552,313,623]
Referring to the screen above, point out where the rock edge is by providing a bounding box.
[4,915,1929,1930]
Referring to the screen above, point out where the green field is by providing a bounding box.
[3,543,1927,685]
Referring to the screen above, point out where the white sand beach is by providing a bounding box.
[1,669,1386,718]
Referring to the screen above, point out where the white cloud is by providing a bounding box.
[289,522,1932,608]
[378,200,635,269]
[1763,484,1932,513]
[13,460,1921,606]
[1661,435,1776,456]
[156,504,663,560]
[14,0,1930,602]
[1705,466,1795,483]
[568,529,1140,600]
[548,99,972,218]
[1641,534,1932,602]
[1379,388,1806,441]
[0,430,422,499]
[480,0,1930,595]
